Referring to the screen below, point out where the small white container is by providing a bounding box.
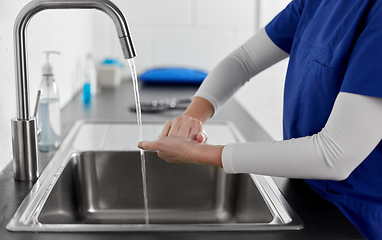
[97,64,122,88]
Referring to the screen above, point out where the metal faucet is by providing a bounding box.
[12,0,136,181]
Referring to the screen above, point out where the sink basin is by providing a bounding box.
[7,120,303,232]
[39,151,272,225]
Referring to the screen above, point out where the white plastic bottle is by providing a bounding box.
[37,51,61,151]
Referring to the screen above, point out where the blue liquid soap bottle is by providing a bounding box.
[83,53,98,104]
[37,51,61,152]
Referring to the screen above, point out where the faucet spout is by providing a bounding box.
[12,0,136,181]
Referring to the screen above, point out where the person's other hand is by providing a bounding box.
[138,136,223,167]
[159,115,207,143]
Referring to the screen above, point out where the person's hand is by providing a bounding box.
[138,136,223,167]
[160,115,207,143]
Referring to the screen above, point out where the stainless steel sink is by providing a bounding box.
[7,120,303,232]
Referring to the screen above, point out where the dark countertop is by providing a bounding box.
[0,81,364,240]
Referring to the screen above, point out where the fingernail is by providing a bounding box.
[200,132,207,143]
[196,133,204,143]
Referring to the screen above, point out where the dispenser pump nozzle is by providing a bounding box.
[42,51,60,76]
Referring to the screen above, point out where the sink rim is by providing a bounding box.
[6,120,304,232]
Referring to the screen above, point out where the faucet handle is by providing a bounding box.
[33,90,41,118]
[36,127,42,142]
[33,90,42,142]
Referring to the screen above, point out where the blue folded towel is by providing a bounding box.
[139,67,208,84]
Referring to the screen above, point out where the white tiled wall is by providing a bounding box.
[195,0,256,27]
[93,0,258,73]
[152,29,233,70]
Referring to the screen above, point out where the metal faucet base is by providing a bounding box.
[11,118,39,181]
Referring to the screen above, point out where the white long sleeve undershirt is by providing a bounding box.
[222,92,382,180]
[195,28,382,180]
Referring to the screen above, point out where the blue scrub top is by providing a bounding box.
[265,0,382,239]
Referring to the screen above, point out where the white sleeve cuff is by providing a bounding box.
[221,143,237,174]
[193,91,220,115]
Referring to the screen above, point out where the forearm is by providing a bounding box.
[195,28,289,113]
[190,143,224,168]
[222,92,382,180]
[181,97,214,124]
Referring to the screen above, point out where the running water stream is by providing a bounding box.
[128,58,149,225]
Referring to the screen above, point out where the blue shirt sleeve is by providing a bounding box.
[265,0,307,54]
[340,4,382,99]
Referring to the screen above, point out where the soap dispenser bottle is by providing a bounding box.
[37,51,61,152]
[83,53,98,104]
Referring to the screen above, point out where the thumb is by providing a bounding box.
[196,130,207,143]
[138,141,150,150]
[138,140,162,151]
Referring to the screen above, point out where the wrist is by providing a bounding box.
[191,143,224,168]
[182,97,214,123]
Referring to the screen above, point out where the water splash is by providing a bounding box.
[128,58,149,225]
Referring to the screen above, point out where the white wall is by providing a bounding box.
[0,1,94,171]
[93,0,258,74]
